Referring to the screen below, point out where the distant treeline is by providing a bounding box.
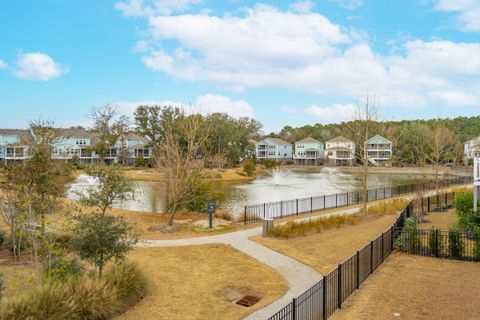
[265,116,480,165]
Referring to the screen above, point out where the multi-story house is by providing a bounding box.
[366,135,392,166]
[0,129,32,165]
[325,136,355,166]
[464,137,480,165]
[256,137,293,162]
[50,128,99,163]
[294,137,324,165]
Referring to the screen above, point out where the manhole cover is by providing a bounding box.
[236,295,260,307]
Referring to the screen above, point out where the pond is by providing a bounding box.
[67,167,431,214]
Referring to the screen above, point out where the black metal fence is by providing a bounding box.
[243,176,471,224]
[267,199,415,320]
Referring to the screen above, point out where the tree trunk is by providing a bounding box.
[168,203,177,226]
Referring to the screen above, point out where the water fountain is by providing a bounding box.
[267,167,291,186]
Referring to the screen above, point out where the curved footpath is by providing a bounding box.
[140,206,359,320]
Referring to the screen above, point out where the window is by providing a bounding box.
[76,139,87,146]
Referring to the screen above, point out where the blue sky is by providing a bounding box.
[0,0,479,133]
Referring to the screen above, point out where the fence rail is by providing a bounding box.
[266,191,459,320]
[244,176,471,224]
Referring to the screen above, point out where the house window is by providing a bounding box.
[76,139,87,146]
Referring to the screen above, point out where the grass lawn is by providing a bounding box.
[419,209,458,230]
[252,214,399,274]
[118,244,287,320]
[330,252,480,320]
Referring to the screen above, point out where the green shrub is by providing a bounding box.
[6,237,27,254]
[263,159,277,169]
[104,262,148,307]
[473,230,480,262]
[243,161,256,176]
[44,258,83,283]
[448,229,464,258]
[428,228,443,256]
[134,155,146,167]
[0,262,147,320]
[0,231,5,248]
[394,216,419,253]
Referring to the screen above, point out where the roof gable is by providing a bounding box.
[296,137,322,144]
[326,136,353,143]
[367,135,392,144]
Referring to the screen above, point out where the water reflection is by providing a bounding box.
[68,168,420,214]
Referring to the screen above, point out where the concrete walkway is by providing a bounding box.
[140,206,361,319]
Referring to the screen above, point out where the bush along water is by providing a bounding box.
[448,229,464,259]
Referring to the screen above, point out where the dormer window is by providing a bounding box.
[76,139,87,146]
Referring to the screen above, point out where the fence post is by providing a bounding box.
[435,229,439,258]
[311,197,313,213]
[323,195,326,210]
[244,206,247,225]
[356,251,360,289]
[347,192,349,206]
[296,199,299,215]
[375,189,378,201]
[427,197,430,212]
[338,264,342,309]
[370,240,373,274]
[390,226,394,251]
[322,278,327,320]
[292,297,297,320]
[445,193,447,207]
[381,232,384,262]
[336,193,338,208]
[280,201,283,218]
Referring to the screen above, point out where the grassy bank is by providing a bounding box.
[118,244,287,320]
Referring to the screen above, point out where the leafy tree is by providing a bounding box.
[72,165,137,277]
[73,213,136,277]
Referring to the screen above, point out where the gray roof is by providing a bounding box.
[326,136,353,143]
[0,129,34,145]
[367,135,392,144]
[296,137,322,144]
[261,137,292,146]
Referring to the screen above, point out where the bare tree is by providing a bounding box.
[0,190,26,261]
[346,95,380,216]
[155,112,213,226]
[90,104,131,163]
[424,124,458,195]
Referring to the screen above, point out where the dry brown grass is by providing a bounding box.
[118,244,287,320]
[419,209,458,230]
[330,252,480,320]
[252,214,399,274]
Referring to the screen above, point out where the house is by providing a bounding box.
[0,129,32,165]
[294,137,324,165]
[464,137,480,165]
[366,135,392,166]
[121,133,152,165]
[256,137,293,162]
[325,136,355,166]
[49,128,99,163]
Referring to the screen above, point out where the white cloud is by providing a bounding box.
[115,0,201,16]
[329,0,363,10]
[289,1,314,13]
[0,59,7,69]
[305,104,355,124]
[120,3,480,111]
[435,0,480,32]
[195,94,253,118]
[114,94,253,119]
[14,52,67,81]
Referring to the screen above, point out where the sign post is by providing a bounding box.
[208,200,216,229]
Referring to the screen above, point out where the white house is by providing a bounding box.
[294,137,324,165]
[366,135,392,166]
[464,137,480,165]
[325,136,355,166]
[0,129,32,165]
[256,138,293,162]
